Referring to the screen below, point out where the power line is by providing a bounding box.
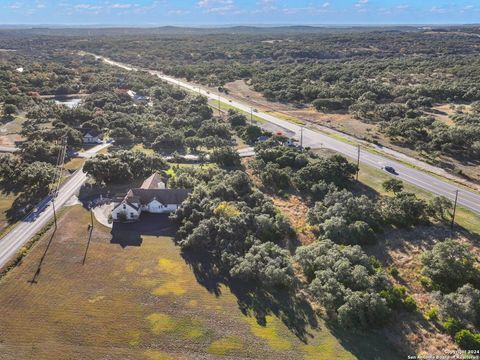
[50,136,67,228]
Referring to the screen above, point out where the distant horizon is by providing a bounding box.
[0,23,478,29]
[1,1,480,26]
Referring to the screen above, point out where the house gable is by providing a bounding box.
[112,174,190,222]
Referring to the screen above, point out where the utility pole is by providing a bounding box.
[90,202,94,229]
[356,145,361,181]
[300,126,304,148]
[52,197,57,230]
[218,94,221,116]
[50,135,67,229]
[250,108,253,124]
[451,190,459,230]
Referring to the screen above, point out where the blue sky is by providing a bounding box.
[0,0,479,25]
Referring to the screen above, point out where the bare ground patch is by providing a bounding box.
[363,224,480,355]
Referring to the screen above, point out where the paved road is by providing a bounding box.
[0,146,18,153]
[93,54,480,215]
[0,143,112,270]
[78,142,112,158]
[0,170,87,269]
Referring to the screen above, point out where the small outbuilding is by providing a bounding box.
[80,128,104,144]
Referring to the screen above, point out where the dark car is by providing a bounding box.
[384,166,397,174]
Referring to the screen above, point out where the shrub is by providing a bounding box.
[380,286,417,312]
[404,296,417,312]
[421,240,479,293]
[389,266,399,277]
[433,284,480,328]
[420,276,433,290]
[380,286,406,308]
[382,178,404,194]
[425,307,438,321]
[454,329,480,350]
[443,317,464,336]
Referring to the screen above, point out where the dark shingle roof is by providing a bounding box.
[127,188,190,205]
[78,128,103,138]
[141,172,168,189]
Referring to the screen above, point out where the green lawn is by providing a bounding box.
[166,162,216,179]
[131,143,156,155]
[265,111,305,125]
[357,161,480,236]
[208,99,267,124]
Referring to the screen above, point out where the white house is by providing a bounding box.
[111,173,189,222]
[80,129,103,144]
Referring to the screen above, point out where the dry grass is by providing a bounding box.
[244,149,474,355]
[0,204,391,359]
[271,195,316,245]
[0,192,16,233]
[225,80,480,182]
[354,162,480,354]
[0,114,25,146]
[364,226,460,355]
[64,157,86,171]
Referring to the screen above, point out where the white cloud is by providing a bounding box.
[430,6,447,14]
[197,0,236,14]
[8,2,22,9]
[354,0,369,13]
[168,9,192,16]
[110,4,134,9]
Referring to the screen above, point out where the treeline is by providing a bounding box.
[0,50,233,219]
[171,151,423,331]
[172,168,294,287]
[58,30,480,163]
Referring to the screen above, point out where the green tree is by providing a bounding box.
[210,147,241,169]
[382,178,404,194]
[455,329,480,350]
[382,192,428,227]
[422,240,479,293]
[428,196,453,222]
[230,241,294,287]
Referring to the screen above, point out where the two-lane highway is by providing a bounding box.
[93,54,480,215]
[0,170,87,269]
[0,142,112,269]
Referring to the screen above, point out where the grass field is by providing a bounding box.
[356,162,480,235]
[0,113,25,146]
[0,205,402,359]
[0,192,15,234]
[64,157,86,171]
[208,99,266,124]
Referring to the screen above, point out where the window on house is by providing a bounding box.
[123,204,126,209]
[130,212,134,218]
